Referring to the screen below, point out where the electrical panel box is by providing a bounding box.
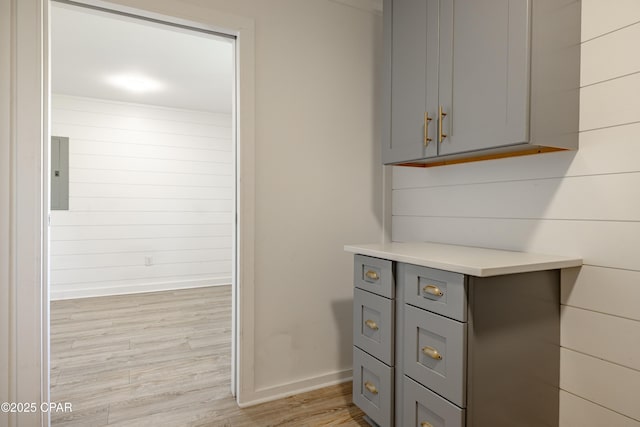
[51,136,69,210]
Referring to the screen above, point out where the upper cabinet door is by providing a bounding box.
[383,0,439,164]
[438,0,530,156]
[381,0,578,165]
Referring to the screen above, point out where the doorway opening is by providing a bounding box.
[48,1,239,424]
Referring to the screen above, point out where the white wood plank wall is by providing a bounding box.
[50,94,233,300]
[391,1,640,424]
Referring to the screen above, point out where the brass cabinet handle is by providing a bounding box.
[424,112,433,146]
[422,345,443,360]
[438,106,447,143]
[364,381,378,395]
[421,422,434,427]
[364,319,379,331]
[423,284,444,297]
[365,270,379,281]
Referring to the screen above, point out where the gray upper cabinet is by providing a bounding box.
[382,0,581,165]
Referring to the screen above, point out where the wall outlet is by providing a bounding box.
[145,256,153,266]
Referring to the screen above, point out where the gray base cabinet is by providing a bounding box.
[352,256,560,427]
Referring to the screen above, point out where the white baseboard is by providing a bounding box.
[50,277,231,300]
[237,369,353,408]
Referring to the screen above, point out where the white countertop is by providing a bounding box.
[344,242,582,277]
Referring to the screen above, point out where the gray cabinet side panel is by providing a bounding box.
[466,270,560,427]
[439,0,530,156]
[529,0,581,149]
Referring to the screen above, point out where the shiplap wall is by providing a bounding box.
[50,94,233,300]
[392,1,640,425]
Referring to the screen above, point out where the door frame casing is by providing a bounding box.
[0,0,256,424]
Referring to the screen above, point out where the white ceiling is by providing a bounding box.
[51,3,234,113]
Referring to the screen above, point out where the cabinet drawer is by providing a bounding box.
[404,305,467,407]
[353,288,394,366]
[403,376,465,427]
[353,346,394,427]
[403,264,466,321]
[354,255,394,299]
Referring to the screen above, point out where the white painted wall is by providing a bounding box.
[392,1,640,425]
[176,0,384,400]
[49,95,233,300]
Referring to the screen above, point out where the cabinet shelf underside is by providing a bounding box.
[395,145,566,168]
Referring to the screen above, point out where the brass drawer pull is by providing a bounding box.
[364,381,378,395]
[423,285,444,297]
[421,422,434,427]
[365,270,379,281]
[439,105,447,143]
[364,319,379,331]
[424,112,433,146]
[422,345,443,360]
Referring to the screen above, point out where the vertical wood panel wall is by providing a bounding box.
[391,1,640,425]
[50,94,233,300]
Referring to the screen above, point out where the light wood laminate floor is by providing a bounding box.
[50,286,366,426]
